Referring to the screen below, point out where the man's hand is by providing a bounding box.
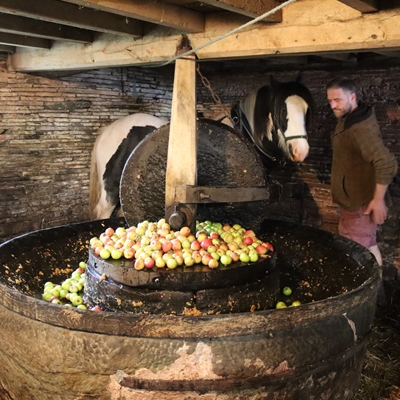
[364,198,388,225]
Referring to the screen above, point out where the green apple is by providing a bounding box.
[283,287,292,296]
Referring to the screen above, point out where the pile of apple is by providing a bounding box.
[89,219,274,270]
[41,261,101,311]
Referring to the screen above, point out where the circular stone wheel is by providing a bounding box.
[120,118,269,232]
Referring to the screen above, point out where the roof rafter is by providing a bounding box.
[62,0,205,33]
[0,0,143,37]
[0,13,93,44]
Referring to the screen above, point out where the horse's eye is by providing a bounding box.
[281,104,287,114]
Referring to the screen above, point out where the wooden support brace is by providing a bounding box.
[165,36,197,230]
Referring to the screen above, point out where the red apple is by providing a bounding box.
[162,241,173,253]
[144,257,155,269]
[200,238,213,249]
[190,240,201,251]
[243,237,253,245]
[171,239,182,251]
[208,259,219,269]
[256,245,268,255]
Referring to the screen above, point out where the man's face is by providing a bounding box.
[327,87,356,118]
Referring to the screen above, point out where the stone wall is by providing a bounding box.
[0,55,399,276]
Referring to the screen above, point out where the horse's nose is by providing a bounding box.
[289,142,309,163]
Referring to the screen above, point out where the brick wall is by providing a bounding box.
[1,55,399,274]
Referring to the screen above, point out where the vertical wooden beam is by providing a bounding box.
[165,37,197,230]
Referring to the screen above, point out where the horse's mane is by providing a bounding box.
[88,128,104,220]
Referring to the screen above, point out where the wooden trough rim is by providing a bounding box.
[0,269,379,339]
[0,219,381,339]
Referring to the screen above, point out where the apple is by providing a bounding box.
[190,240,201,251]
[79,261,87,269]
[144,257,155,269]
[244,230,256,237]
[283,287,293,296]
[173,255,184,266]
[51,298,62,305]
[123,248,135,259]
[202,253,213,265]
[200,238,213,249]
[239,252,250,263]
[77,304,87,310]
[166,258,178,269]
[291,300,301,307]
[276,302,287,309]
[243,237,253,245]
[180,226,191,237]
[162,241,173,253]
[208,259,219,269]
[263,242,274,252]
[71,295,83,307]
[42,292,53,302]
[229,252,240,263]
[171,239,182,251]
[220,255,232,266]
[90,305,102,311]
[196,232,207,242]
[99,248,111,260]
[155,257,166,268]
[249,252,259,262]
[192,251,202,264]
[184,256,194,267]
[112,249,123,260]
[105,227,115,237]
[256,245,268,255]
[59,289,68,299]
[134,259,145,271]
[207,245,217,253]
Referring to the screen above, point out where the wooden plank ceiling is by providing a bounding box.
[2,0,400,71]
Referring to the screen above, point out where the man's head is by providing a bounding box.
[326,77,358,118]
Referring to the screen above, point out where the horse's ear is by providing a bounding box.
[270,75,279,88]
[296,74,303,84]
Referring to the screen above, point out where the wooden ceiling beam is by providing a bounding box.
[62,0,205,33]
[0,44,15,53]
[0,13,93,43]
[199,0,282,22]
[0,0,143,37]
[8,0,400,71]
[336,0,378,13]
[0,33,51,49]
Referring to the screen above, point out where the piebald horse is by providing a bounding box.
[89,76,314,220]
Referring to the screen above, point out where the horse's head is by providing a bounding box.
[237,75,315,164]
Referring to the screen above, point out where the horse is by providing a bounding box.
[88,76,315,220]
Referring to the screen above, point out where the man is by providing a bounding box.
[326,77,398,270]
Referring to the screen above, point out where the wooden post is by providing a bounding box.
[165,37,197,230]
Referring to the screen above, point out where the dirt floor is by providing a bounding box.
[354,279,400,400]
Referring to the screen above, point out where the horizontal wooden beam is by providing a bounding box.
[336,0,378,13]
[0,44,15,53]
[62,0,205,33]
[0,13,93,43]
[0,0,143,37]
[199,0,282,21]
[7,0,400,71]
[0,33,51,49]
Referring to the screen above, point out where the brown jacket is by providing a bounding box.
[331,103,398,211]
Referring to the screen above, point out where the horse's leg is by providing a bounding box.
[93,190,118,220]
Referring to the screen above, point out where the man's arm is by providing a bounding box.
[364,183,389,224]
